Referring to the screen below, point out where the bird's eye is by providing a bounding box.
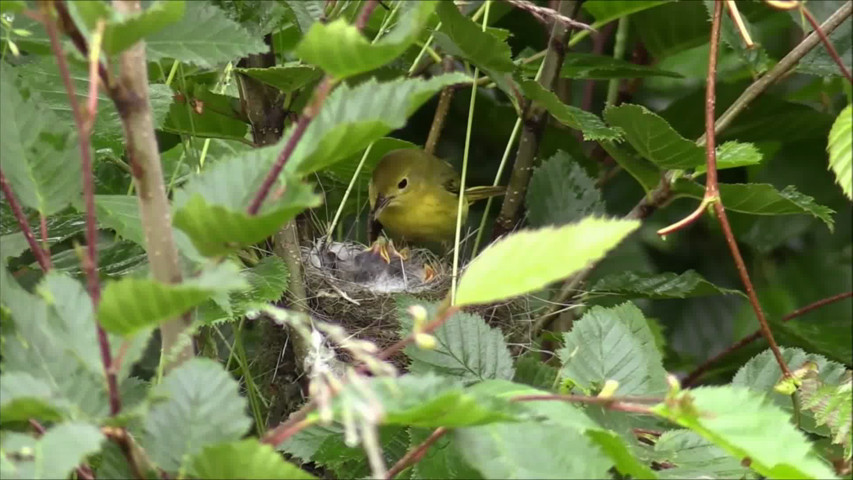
[397,178,408,189]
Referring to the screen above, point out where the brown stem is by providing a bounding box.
[53,1,111,88]
[683,291,853,386]
[502,0,594,31]
[355,0,380,31]
[0,170,52,272]
[111,0,192,373]
[29,420,95,480]
[38,213,49,254]
[424,57,456,155]
[493,0,582,238]
[385,427,448,480]
[800,5,853,83]
[43,0,121,416]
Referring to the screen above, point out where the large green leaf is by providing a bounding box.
[145,1,267,67]
[98,262,248,336]
[604,103,704,169]
[161,89,249,142]
[283,73,470,177]
[827,104,852,199]
[190,440,316,479]
[672,180,836,231]
[396,296,514,382]
[589,270,745,300]
[0,372,69,424]
[526,151,604,227]
[172,146,322,256]
[434,1,514,73]
[652,386,837,479]
[68,0,186,55]
[0,66,80,216]
[1,422,104,480]
[456,216,639,306]
[599,139,661,193]
[653,430,753,479]
[235,64,322,93]
[558,302,668,396]
[143,358,252,472]
[521,80,622,141]
[295,2,437,79]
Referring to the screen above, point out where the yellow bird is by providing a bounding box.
[368,149,506,247]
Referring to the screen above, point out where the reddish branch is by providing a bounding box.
[800,5,852,83]
[684,291,853,386]
[355,0,380,31]
[385,427,448,479]
[29,420,95,480]
[43,1,121,416]
[0,170,52,272]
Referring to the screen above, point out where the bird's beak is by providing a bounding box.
[372,193,392,216]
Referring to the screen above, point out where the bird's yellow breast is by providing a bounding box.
[377,189,469,244]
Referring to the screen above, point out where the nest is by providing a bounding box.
[302,240,536,361]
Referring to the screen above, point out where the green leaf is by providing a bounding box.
[652,386,836,479]
[702,0,772,75]
[190,439,316,479]
[456,216,639,306]
[283,73,470,177]
[235,64,322,93]
[98,262,248,336]
[695,141,763,175]
[408,427,482,479]
[582,0,671,26]
[172,146,322,256]
[589,270,745,300]
[434,1,514,73]
[604,103,704,169]
[454,422,612,479]
[827,104,852,199]
[1,422,104,480]
[599,139,661,193]
[586,429,658,479]
[143,358,252,472]
[653,430,753,479]
[512,354,559,390]
[231,256,289,313]
[526,151,604,227]
[520,80,622,141]
[161,91,249,142]
[800,371,852,461]
[0,1,25,14]
[556,52,683,79]
[0,66,80,216]
[558,302,668,396]
[295,2,437,79]
[791,1,853,78]
[396,296,514,382]
[672,180,836,231]
[70,1,186,55]
[0,372,68,423]
[145,1,267,68]
[0,233,29,265]
[327,373,520,428]
[322,137,419,190]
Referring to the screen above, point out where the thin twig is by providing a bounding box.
[502,0,594,31]
[800,4,852,83]
[0,170,52,272]
[725,0,754,48]
[43,0,121,416]
[355,0,380,31]
[385,427,448,479]
[424,57,456,155]
[512,394,657,414]
[683,291,853,386]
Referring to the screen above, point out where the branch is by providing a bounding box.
[43,0,120,416]
[511,394,658,414]
[355,0,380,31]
[800,4,852,83]
[385,427,448,480]
[493,0,582,238]
[0,170,52,272]
[424,57,456,155]
[683,291,853,386]
[502,0,594,31]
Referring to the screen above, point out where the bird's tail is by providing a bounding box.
[464,185,506,202]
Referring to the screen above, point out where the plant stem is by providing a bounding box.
[424,57,456,155]
[799,4,852,83]
[385,427,448,479]
[355,0,380,31]
[0,170,52,272]
[112,0,193,374]
[683,291,853,386]
[606,16,629,106]
[326,143,374,242]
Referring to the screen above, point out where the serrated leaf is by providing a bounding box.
[791,1,853,78]
[228,256,289,317]
[653,430,753,479]
[189,439,315,479]
[1,422,104,480]
[69,0,186,55]
[558,52,683,79]
[652,386,836,479]
[327,373,521,428]
[512,354,559,390]
[434,1,514,73]
[456,216,639,306]
[827,103,852,199]
[396,296,514,382]
[145,2,267,68]
[521,80,622,141]
[0,66,80,216]
[98,262,248,335]
[695,141,763,175]
[143,358,252,472]
[236,64,322,93]
[672,179,836,231]
[526,151,604,227]
[172,146,322,256]
[283,73,471,177]
[590,270,745,300]
[295,2,436,79]
[322,137,419,191]
[800,372,852,460]
[559,302,668,396]
[604,103,704,169]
